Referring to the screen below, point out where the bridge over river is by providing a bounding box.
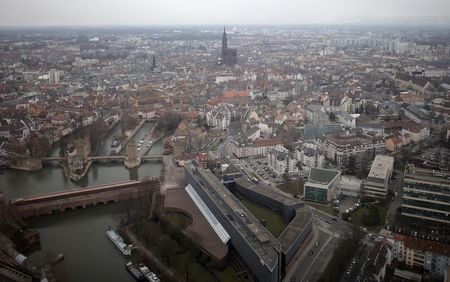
[9,178,160,219]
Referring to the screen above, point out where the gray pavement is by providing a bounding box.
[288,209,354,282]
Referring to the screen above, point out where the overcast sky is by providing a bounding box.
[1,0,450,27]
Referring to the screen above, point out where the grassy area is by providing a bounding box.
[306,202,338,216]
[239,198,288,238]
[188,263,217,282]
[164,214,189,230]
[133,219,242,282]
[350,205,387,230]
[213,266,239,282]
[169,253,217,282]
[277,181,304,195]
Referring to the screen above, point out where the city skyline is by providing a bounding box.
[1,0,450,27]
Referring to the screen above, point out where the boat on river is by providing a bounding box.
[106,227,131,256]
[126,262,145,281]
[137,264,160,282]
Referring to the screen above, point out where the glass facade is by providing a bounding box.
[304,185,328,203]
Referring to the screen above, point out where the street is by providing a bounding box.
[288,209,355,282]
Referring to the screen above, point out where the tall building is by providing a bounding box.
[219,27,237,66]
[401,164,450,224]
[48,69,60,83]
[362,155,394,199]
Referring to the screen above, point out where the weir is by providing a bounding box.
[9,178,160,219]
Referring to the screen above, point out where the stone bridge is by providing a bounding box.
[9,178,160,219]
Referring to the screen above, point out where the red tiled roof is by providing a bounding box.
[394,233,450,257]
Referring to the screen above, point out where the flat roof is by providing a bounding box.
[234,177,299,207]
[185,184,230,244]
[309,167,340,185]
[185,161,280,271]
[404,164,450,186]
[368,155,394,179]
[278,206,313,253]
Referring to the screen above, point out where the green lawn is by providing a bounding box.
[213,266,239,282]
[277,181,304,195]
[134,219,242,282]
[169,253,190,277]
[163,214,189,230]
[188,263,217,282]
[350,205,387,229]
[306,202,338,216]
[239,198,288,237]
[169,254,217,282]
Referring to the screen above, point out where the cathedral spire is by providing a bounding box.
[222,26,227,53]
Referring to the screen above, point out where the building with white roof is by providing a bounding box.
[362,155,394,199]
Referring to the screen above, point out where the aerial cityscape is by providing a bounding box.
[1,1,450,282]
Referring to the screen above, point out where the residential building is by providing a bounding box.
[305,105,329,125]
[267,147,297,175]
[393,233,450,278]
[321,132,386,171]
[402,124,430,143]
[335,111,357,128]
[206,104,232,130]
[295,142,324,170]
[231,138,283,158]
[385,136,403,152]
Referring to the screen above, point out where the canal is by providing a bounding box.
[0,124,164,282]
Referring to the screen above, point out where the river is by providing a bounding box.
[0,122,164,282]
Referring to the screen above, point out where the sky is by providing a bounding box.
[1,0,450,27]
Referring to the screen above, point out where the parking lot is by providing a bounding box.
[239,157,283,185]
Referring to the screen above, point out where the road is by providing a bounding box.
[289,209,354,282]
[342,234,380,282]
[136,120,158,158]
[386,170,404,227]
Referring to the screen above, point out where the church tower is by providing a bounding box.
[219,26,237,66]
[221,27,227,57]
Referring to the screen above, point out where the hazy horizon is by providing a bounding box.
[1,0,450,28]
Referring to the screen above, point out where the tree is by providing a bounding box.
[347,155,357,174]
[89,118,108,149]
[27,136,50,158]
[121,112,138,133]
[282,168,290,184]
[362,205,381,227]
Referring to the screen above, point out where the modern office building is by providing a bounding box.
[233,177,302,221]
[185,160,281,282]
[304,167,341,203]
[401,164,450,225]
[278,206,313,267]
[362,155,394,199]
